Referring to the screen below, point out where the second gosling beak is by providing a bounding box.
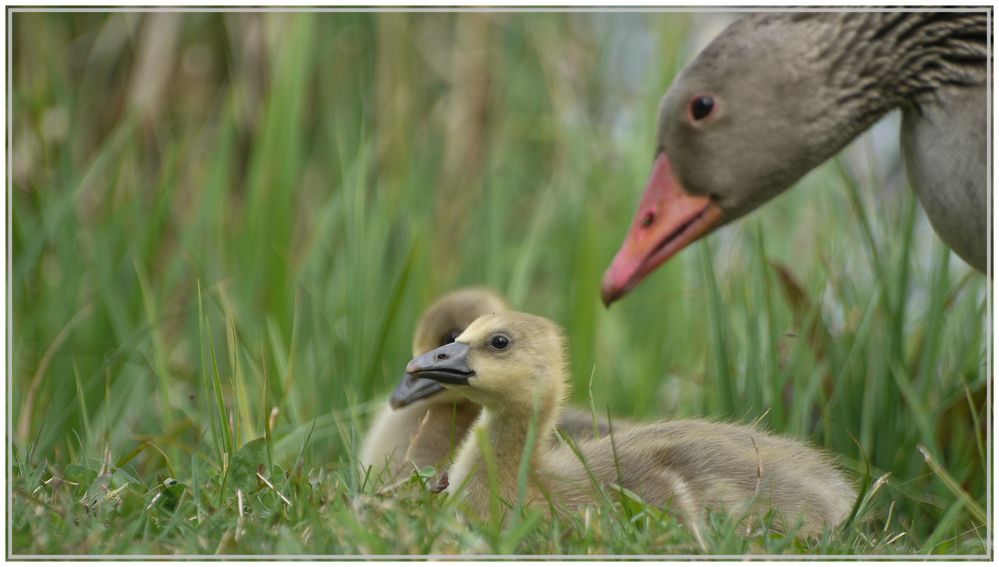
[389,374,445,409]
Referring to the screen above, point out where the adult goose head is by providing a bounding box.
[602,12,988,305]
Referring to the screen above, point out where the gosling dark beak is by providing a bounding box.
[389,374,445,409]
[405,342,474,386]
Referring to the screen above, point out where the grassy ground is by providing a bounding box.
[9,12,989,557]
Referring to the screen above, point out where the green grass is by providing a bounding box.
[10,11,989,556]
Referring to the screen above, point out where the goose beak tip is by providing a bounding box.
[601,153,721,304]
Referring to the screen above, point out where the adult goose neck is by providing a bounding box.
[826,12,988,112]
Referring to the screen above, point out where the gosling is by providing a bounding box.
[405,311,856,540]
[360,289,618,485]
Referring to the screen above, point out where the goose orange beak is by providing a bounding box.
[601,153,723,306]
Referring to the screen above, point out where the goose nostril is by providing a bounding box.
[641,211,655,229]
[435,353,448,361]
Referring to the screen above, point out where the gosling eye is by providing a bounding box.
[487,334,511,352]
[688,94,716,123]
[441,329,461,345]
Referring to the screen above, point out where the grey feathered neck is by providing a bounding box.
[824,13,987,108]
[716,12,989,159]
[767,13,987,99]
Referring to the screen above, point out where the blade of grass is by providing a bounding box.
[699,241,734,416]
[918,445,986,525]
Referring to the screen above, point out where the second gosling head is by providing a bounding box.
[405,312,569,415]
[390,288,508,409]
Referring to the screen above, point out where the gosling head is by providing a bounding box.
[390,288,508,409]
[404,312,569,416]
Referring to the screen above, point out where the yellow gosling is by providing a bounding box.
[407,311,855,541]
[360,289,618,485]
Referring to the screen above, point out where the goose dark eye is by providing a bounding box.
[441,329,461,345]
[689,95,715,122]
[488,334,510,351]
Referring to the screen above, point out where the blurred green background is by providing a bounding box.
[11,11,988,555]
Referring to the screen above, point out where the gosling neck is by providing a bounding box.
[447,391,564,514]
[481,399,559,460]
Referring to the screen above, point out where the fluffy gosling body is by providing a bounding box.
[406,311,856,539]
